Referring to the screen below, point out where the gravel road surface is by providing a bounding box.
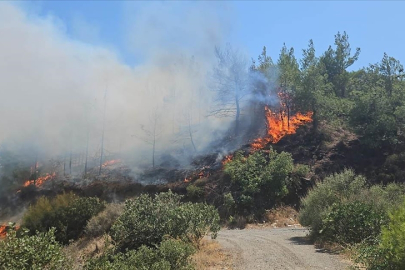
[217,227,350,270]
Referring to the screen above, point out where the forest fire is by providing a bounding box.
[102,159,121,167]
[22,172,56,188]
[222,155,233,166]
[0,224,20,238]
[0,225,6,238]
[251,106,313,150]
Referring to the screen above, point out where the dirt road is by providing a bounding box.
[217,227,350,270]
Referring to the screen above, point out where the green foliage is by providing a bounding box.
[224,148,302,215]
[319,201,387,244]
[320,31,361,98]
[110,191,220,251]
[378,153,405,183]
[300,169,405,254]
[352,199,405,270]
[85,203,124,237]
[379,199,405,269]
[0,228,71,270]
[22,192,105,244]
[186,184,204,200]
[349,54,405,149]
[299,169,366,236]
[85,238,195,270]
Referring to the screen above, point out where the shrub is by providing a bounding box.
[351,238,391,270]
[110,191,220,251]
[85,239,195,270]
[186,184,204,200]
[380,198,405,269]
[0,228,71,270]
[222,192,236,217]
[319,201,387,244]
[23,193,105,244]
[224,148,300,214]
[85,203,124,237]
[227,215,247,229]
[22,192,76,232]
[299,169,366,237]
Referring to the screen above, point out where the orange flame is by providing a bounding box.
[0,224,20,238]
[222,155,233,166]
[102,159,121,167]
[0,225,6,238]
[22,172,56,188]
[251,106,313,150]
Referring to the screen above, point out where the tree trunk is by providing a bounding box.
[235,95,240,136]
[84,128,89,175]
[69,151,72,175]
[152,137,155,168]
[99,88,107,175]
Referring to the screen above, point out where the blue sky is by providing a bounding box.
[15,1,405,70]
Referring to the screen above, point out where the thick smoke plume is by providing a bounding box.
[0,2,274,177]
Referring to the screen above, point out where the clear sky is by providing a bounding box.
[12,1,405,70]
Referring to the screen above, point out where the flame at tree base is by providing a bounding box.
[251,106,313,150]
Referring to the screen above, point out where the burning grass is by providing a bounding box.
[22,172,56,188]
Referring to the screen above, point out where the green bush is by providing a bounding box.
[351,199,405,270]
[351,238,391,270]
[224,148,302,214]
[319,201,387,244]
[0,228,71,270]
[379,199,405,269]
[85,203,124,237]
[299,169,366,237]
[22,193,105,244]
[110,191,220,251]
[85,238,195,270]
[22,192,77,232]
[186,184,204,200]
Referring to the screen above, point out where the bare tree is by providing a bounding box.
[210,44,251,136]
[136,108,163,168]
[173,110,198,153]
[98,84,108,175]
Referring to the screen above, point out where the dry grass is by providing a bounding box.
[63,235,110,269]
[246,205,301,229]
[192,238,233,270]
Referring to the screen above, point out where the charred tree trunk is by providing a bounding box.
[69,151,72,175]
[235,95,240,136]
[84,127,89,175]
[99,87,107,175]
[188,123,197,153]
[33,155,38,186]
[152,120,157,168]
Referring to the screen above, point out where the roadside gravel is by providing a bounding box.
[217,227,350,270]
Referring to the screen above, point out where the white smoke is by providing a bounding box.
[0,2,240,168]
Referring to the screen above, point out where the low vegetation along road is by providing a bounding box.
[217,227,350,270]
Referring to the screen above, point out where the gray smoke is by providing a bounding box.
[0,2,275,176]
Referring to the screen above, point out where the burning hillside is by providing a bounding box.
[251,106,313,150]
